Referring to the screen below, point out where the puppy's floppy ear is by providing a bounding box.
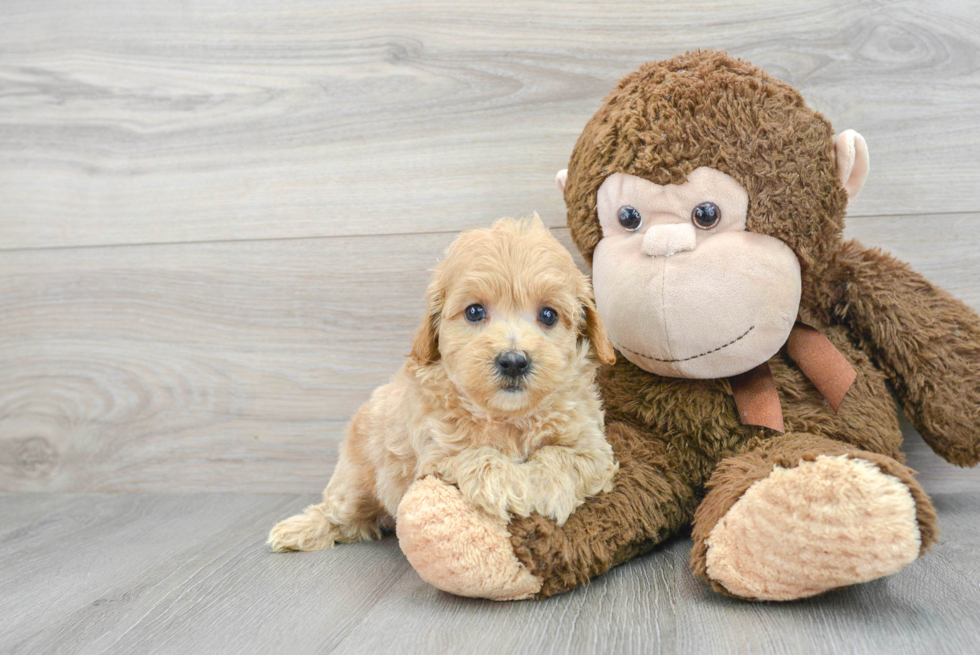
[410,279,444,366]
[578,279,616,366]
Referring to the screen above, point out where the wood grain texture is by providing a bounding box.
[2,2,979,652]
[0,493,414,654]
[1,220,979,493]
[1,0,979,249]
[0,232,436,492]
[0,493,297,649]
[1,491,978,655]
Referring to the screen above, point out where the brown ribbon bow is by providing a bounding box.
[729,322,857,432]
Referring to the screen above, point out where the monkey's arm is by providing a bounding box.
[507,421,699,598]
[397,420,697,600]
[835,240,980,467]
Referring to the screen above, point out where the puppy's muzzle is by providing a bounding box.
[495,350,531,381]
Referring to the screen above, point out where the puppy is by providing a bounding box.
[268,215,618,553]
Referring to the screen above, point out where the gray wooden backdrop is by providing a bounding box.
[4,3,980,654]
[2,0,980,494]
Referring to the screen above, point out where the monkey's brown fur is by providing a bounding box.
[507,50,980,599]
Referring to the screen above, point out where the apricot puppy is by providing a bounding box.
[268,215,618,552]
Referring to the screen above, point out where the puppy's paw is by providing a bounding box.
[590,459,619,496]
[527,450,618,525]
[268,505,342,552]
[527,479,581,526]
[433,448,531,523]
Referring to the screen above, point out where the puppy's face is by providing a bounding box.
[411,216,615,417]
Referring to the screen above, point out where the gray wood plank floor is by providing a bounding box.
[2,430,978,655]
[3,499,979,652]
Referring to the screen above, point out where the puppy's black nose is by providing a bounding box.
[495,350,531,379]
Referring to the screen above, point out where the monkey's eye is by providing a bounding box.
[538,307,558,327]
[617,205,642,231]
[464,304,486,323]
[692,201,721,229]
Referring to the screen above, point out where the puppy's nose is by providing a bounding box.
[641,223,697,258]
[495,350,531,379]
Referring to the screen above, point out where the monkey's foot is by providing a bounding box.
[703,454,923,600]
[396,476,542,601]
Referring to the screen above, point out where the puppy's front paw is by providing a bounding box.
[433,448,531,523]
[527,449,618,525]
[528,478,581,526]
[268,505,341,552]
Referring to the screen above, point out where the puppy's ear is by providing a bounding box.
[578,281,616,366]
[410,281,444,366]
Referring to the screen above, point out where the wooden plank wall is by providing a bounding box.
[2,0,979,492]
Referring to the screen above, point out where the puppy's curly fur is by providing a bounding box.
[269,216,618,552]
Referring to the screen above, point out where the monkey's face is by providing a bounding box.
[591,167,801,379]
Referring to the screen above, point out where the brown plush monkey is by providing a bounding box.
[396,50,980,601]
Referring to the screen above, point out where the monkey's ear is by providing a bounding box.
[579,286,616,366]
[556,169,568,192]
[833,130,870,203]
[409,286,443,366]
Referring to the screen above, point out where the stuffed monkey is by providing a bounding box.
[396,50,980,601]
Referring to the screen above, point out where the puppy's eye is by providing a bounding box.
[464,304,486,323]
[617,205,642,231]
[538,307,558,327]
[692,201,721,229]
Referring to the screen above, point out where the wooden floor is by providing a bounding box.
[2,1,980,653]
[3,429,980,654]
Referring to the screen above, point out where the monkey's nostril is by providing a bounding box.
[495,350,531,379]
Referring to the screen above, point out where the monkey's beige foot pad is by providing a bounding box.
[396,476,541,601]
[705,455,922,601]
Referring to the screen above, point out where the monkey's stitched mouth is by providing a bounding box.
[616,325,755,363]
